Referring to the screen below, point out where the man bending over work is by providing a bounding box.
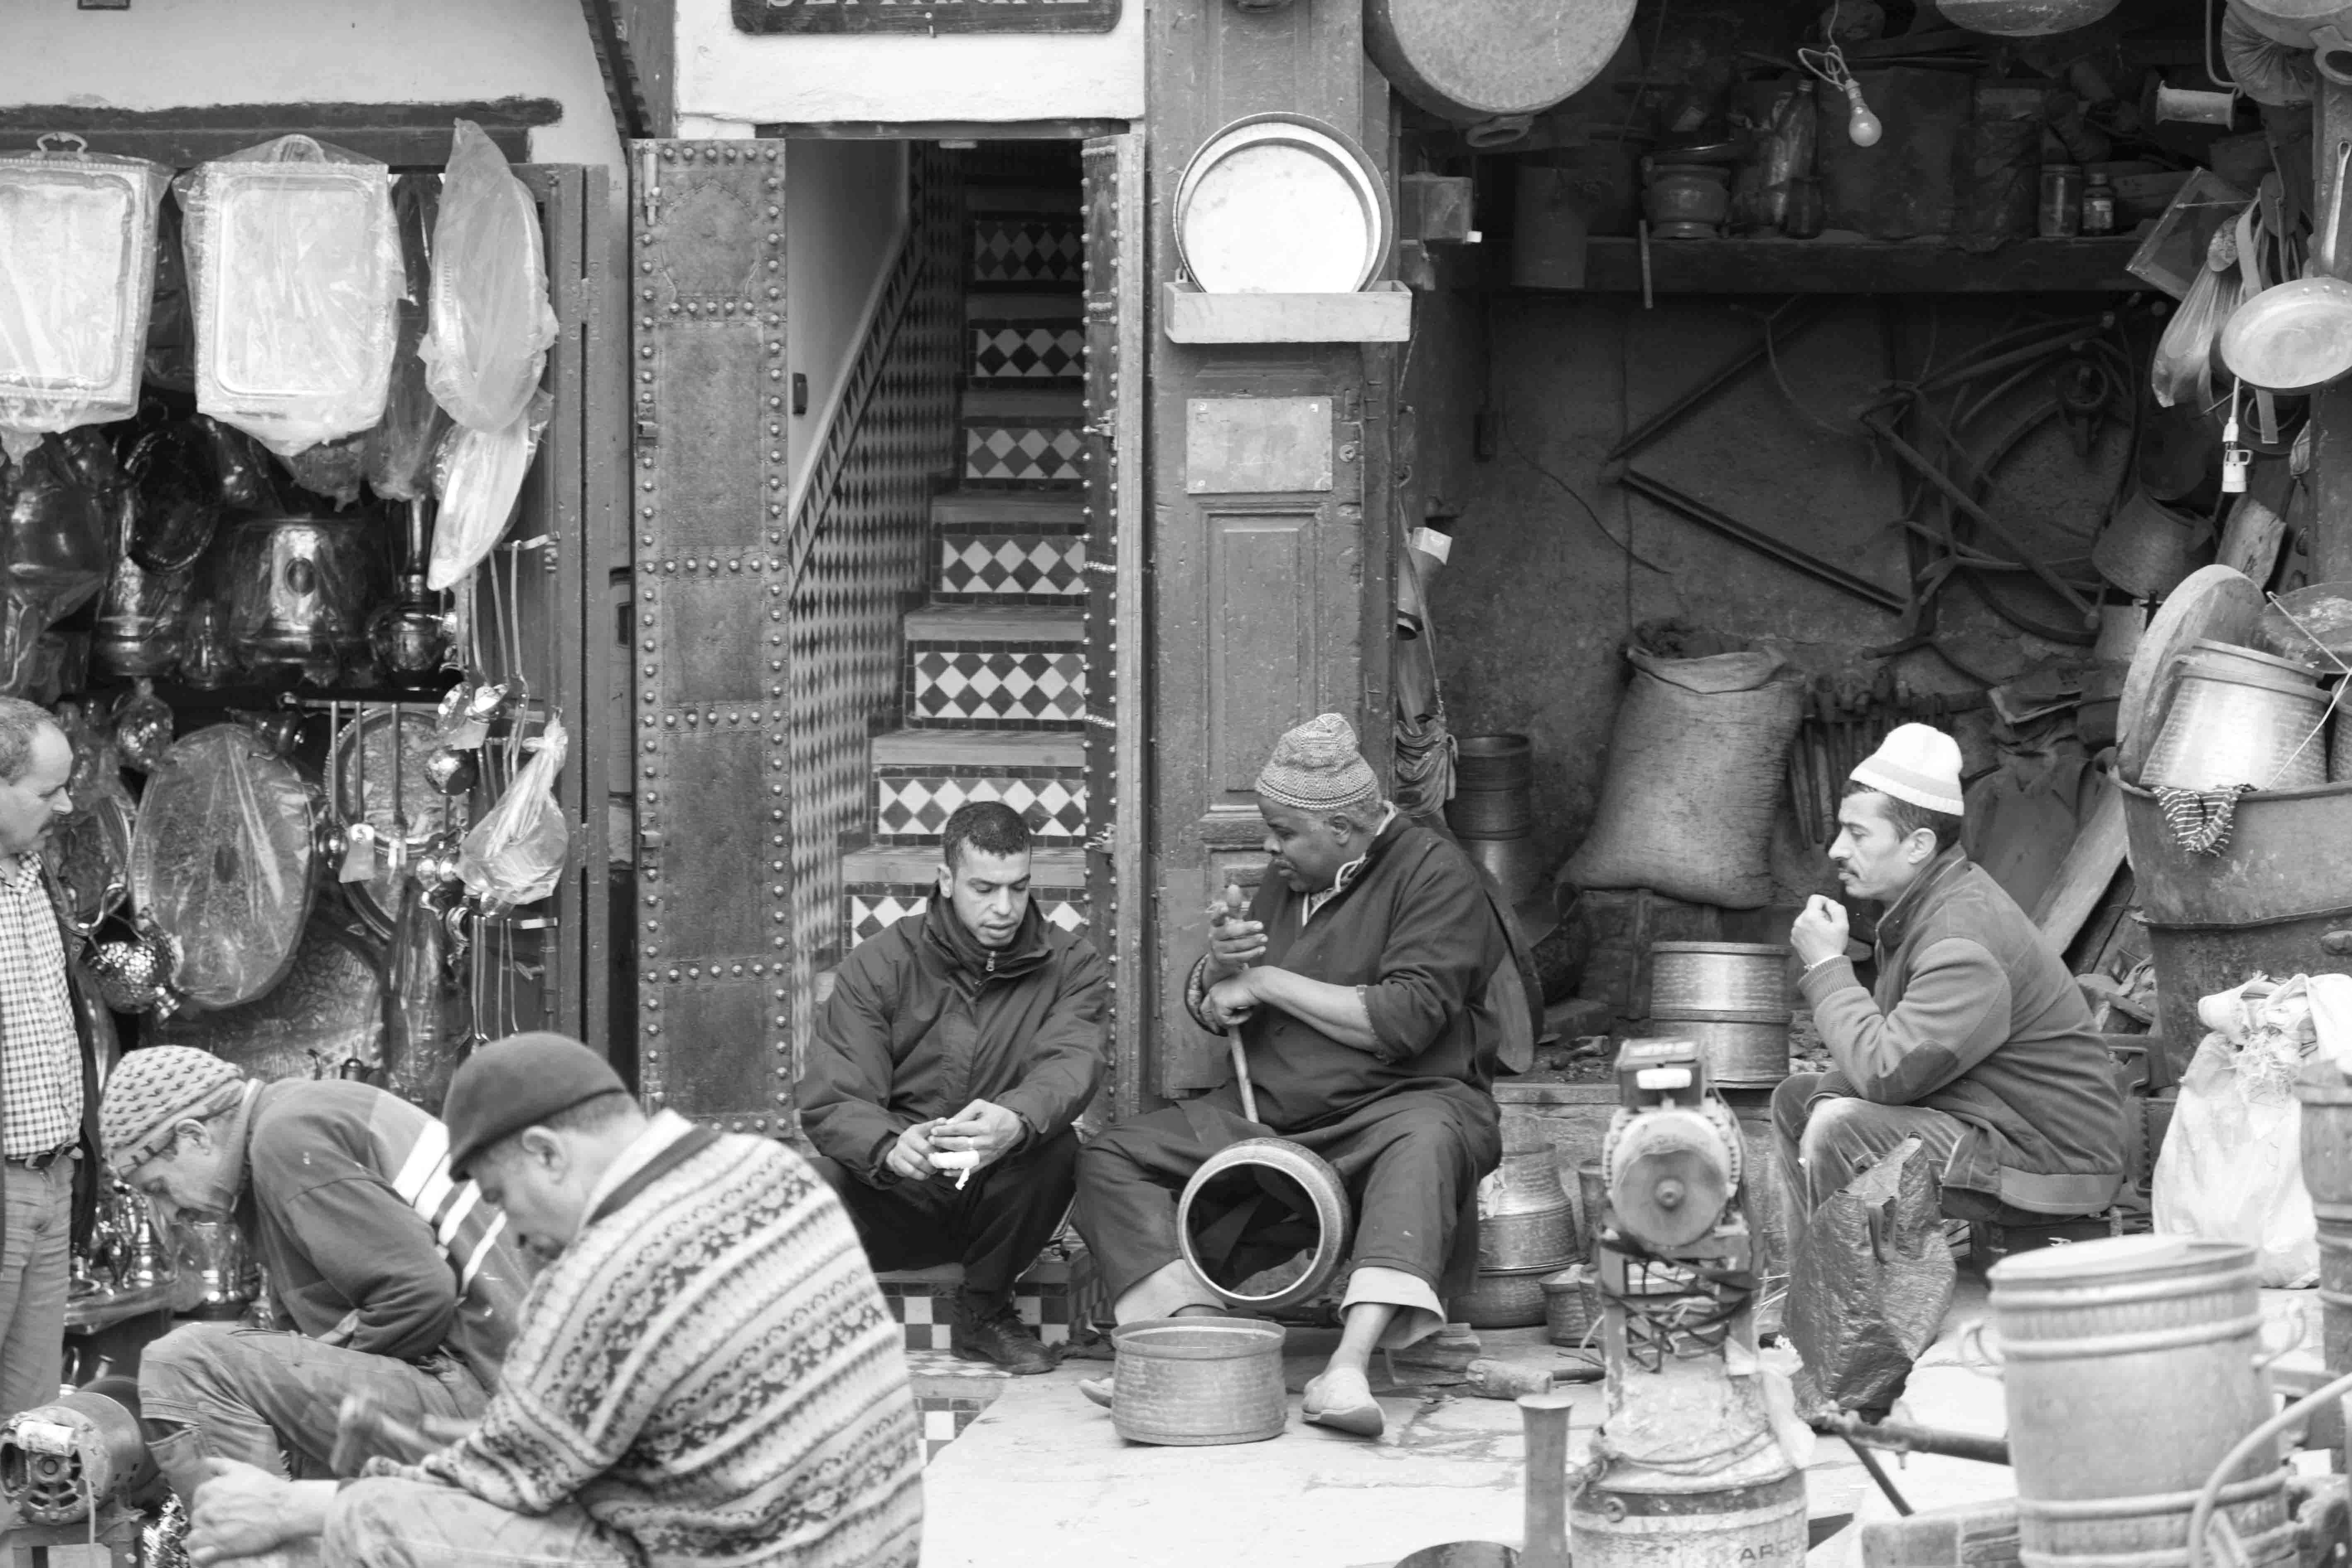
[1073,713,1510,1440]
[1777,723,2125,1244]
[182,1032,922,1568]
[102,1047,528,1504]
[800,800,1106,1375]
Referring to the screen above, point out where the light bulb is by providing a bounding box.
[1843,80,1883,148]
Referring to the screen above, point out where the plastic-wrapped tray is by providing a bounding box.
[0,143,168,452]
[155,913,383,1082]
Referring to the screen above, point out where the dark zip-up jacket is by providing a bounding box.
[1798,846,2125,1216]
[798,901,1108,1185]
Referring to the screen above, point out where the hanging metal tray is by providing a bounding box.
[155,912,383,1083]
[1175,115,1391,296]
[47,771,133,934]
[332,707,464,940]
[0,146,165,407]
[129,724,316,1011]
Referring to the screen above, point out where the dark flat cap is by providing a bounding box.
[443,1032,629,1179]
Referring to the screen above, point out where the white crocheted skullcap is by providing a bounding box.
[102,1046,244,1175]
[1256,713,1382,814]
[1851,722,1965,816]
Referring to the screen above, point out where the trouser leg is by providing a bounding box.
[1070,1108,1218,1306]
[954,1129,1079,1305]
[1776,1081,1968,1259]
[0,1157,73,1418]
[324,1476,634,1568]
[139,1323,487,1501]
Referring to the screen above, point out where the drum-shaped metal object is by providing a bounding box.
[2142,641,2330,793]
[1366,0,1635,121]
[1572,1472,1808,1568]
[1109,1318,1288,1447]
[1177,1137,1352,1312]
[1644,1016,1792,1088]
[1455,1265,1553,1329]
[1648,942,1792,1016]
[213,512,390,681]
[1477,1137,1578,1272]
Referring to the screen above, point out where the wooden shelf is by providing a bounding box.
[1554,235,2149,296]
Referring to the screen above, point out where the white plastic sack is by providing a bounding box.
[429,388,551,590]
[421,121,558,434]
[2152,976,2317,1287]
[0,144,169,461]
[178,136,402,459]
[458,716,568,914]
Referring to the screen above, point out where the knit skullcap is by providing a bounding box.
[1255,713,1383,814]
[1851,722,1966,816]
[102,1046,245,1176]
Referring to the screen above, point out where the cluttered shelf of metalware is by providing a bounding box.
[1521,235,2149,295]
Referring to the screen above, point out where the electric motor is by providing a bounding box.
[0,1383,157,1524]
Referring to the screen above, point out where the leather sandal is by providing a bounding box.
[1302,1369,1384,1438]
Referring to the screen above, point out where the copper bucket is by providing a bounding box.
[2143,640,2330,792]
[1109,1318,1288,1446]
[2093,492,2214,600]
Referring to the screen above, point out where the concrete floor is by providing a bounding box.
[920,1277,2333,1568]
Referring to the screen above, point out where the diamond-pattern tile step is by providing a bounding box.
[937,530,1085,599]
[931,490,1088,531]
[843,846,1088,948]
[970,219,1084,285]
[963,388,1086,487]
[967,185,1083,216]
[873,730,1088,845]
[971,322,1085,382]
[905,606,1086,729]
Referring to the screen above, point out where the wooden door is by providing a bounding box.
[1145,2,1398,1096]
[624,139,794,1133]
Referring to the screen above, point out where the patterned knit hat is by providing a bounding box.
[1256,713,1382,813]
[101,1047,244,1175]
[1851,722,1966,816]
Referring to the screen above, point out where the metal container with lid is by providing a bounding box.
[2142,640,2330,792]
[1989,1236,2290,1568]
[1648,943,1792,1017]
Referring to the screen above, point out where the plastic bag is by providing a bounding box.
[279,431,367,509]
[143,190,195,395]
[177,135,402,458]
[429,388,550,590]
[1786,1137,1957,1419]
[459,715,568,914]
[364,173,451,502]
[0,142,170,460]
[421,121,558,434]
[2152,232,2243,409]
[2152,977,2318,1287]
[2224,7,2316,107]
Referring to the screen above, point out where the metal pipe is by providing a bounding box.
[1828,1411,2012,1467]
[1604,297,1837,463]
[1841,1435,1916,1517]
[2186,1368,2352,1568]
[1614,466,1907,614]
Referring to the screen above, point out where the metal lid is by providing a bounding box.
[1649,942,1794,957]
[1175,114,1390,296]
[1986,1233,2196,1282]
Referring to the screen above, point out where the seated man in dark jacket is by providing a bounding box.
[1778,723,2126,1243]
[798,800,1107,1375]
[100,1047,531,1505]
[1073,714,1510,1441]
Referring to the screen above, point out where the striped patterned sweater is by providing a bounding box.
[385,1130,922,1567]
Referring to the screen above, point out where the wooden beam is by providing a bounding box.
[758,120,1129,141]
[2034,772,2127,955]
[0,99,559,167]
[1557,235,2147,296]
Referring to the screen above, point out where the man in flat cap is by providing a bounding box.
[181,1032,923,1568]
[101,1046,528,1504]
[1779,723,2125,1246]
[800,800,1106,1375]
[1072,714,1514,1439]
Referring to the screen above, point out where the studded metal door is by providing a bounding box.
[1080,132,1148,1118]
[627,138,792,1136]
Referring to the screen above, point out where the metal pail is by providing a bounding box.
[1109,1318,1288,1446]
[1477,1138,1579,1271]
[1648,942,1793,1015]
[1643,1015,1792,1086]
[1989,1236,2289,1568]
[1570,1472,1808,1568]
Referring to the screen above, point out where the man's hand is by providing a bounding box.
[1204,971,1260,1031]
[930,1100,1025,1172]
[1204,886,1267,983]
[186,1459,325,1566]
[1791,894,1852,969]
[885,1120,942,1183]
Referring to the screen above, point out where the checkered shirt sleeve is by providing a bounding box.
[0,861,79,1159]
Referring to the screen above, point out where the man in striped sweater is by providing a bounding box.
[182,1033,923,1568]
[101,1047,529,1505]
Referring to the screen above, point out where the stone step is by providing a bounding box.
[969,320,1085,384]
[967,292,1083,321]
[969,217,1084,287]
[962,387,1086,419]
[903,605,1086,729]
[966,185,1082,216]
[930,490,1088,529]
[841,846,1089,949]
[870,728,1088,847]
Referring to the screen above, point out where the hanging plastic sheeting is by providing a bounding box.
[421,121,558,435]
[0,138,170,462]
[428,388,551,591]
[458,714,568,915]
[178,136,402,459]
[143,191,195,395]
[0,432,113,696]
[364,174,450,502]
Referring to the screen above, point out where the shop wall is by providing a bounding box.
[1416,291,2120,882]
[0,0,624,172]
[672,0,1145,124]
[785,140,910,506]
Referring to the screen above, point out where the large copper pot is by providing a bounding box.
[214,512,389,682]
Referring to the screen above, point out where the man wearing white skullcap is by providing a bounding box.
[1778,723,2125,1255]
[1072,714,1516,1440]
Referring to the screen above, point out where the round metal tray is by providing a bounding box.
[1175,114,1390,296]
[332,707,465,938]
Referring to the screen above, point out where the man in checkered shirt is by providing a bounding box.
[0,696,94,1416]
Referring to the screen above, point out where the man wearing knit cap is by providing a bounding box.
[1073,713,1513,1440]
[181,1032,921,1568]
[101,1046,528,1504]
[1778,722,2125,1254]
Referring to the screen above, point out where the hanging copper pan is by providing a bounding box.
[2222,141,2352,395]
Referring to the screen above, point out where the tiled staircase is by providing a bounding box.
[839,148,1093,953]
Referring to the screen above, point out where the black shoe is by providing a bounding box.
[952,1300,1059,1375]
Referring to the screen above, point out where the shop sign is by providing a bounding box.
[732,0,1120,34]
